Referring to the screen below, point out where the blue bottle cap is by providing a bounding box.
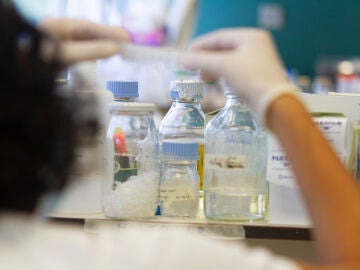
[162,141,199,160]
[106,81,139,98]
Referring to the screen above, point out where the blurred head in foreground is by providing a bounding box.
[0,3,96,213]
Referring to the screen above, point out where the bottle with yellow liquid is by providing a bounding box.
[159,80,205,198]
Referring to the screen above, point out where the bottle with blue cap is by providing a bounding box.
[102,81,160,218]
[159,141,200,217]
[204,87,268,222]
[159,79,205,197]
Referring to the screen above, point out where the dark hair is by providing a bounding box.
[0,4,94,213]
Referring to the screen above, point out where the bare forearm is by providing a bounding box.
[267,95,360,266]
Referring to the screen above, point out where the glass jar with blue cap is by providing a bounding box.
[102,81,160,219]
[159,141,200,217]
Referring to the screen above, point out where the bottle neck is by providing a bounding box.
[172,99,202,107]
[114,97,138,102]
[224,93,246,108]
[163,159,198,167]
[110,110,154,116]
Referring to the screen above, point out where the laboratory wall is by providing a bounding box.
[193,0,360,77]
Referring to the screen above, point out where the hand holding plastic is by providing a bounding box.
[178,28,299,125]
[38,18,130,65]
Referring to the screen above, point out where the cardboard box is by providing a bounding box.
[267,94,359,225]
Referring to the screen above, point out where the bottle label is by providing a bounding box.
[205,154,246,171]
[159,186,195,203]
[113,155,137,189]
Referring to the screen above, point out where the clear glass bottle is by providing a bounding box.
[159,80,205,193]
[159,141,199,217]
[204,91,268,222]
[101,81,159,218]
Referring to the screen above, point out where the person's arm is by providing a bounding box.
[177,28,360,269]
[268,94,360,268]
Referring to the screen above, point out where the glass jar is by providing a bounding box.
[204,91,268,222]
[159,141,200,217]
[102,100,159,218]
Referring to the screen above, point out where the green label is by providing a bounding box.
[113,155,137,189]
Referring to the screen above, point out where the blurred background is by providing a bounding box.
[11,0,360,108]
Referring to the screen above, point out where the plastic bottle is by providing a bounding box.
[159,80,205,193]
[101,81,160,218]
[159,141,199,217]
[204,90,268,222]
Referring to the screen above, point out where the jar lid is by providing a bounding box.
[162,141,199,160]
[170,80,204,100]
[106,81,139,98]
[109,102,156,112]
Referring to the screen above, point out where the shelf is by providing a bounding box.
[48,212,312,241]
[47,191,312,241]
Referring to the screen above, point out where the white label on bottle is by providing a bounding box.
[205,154,246,171]
[159,186,195,203]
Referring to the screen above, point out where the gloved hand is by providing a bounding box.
[38,18,130,65]
[178,28,300,126]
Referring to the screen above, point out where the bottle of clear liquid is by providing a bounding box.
[102,81,160,218]
[159,80,205,193]
[204,90,268,221]
[160,141,199,217]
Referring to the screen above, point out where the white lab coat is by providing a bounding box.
[0,214,299,270]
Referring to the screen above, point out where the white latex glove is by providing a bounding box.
[38,18,130,65]
[179,28,300,126]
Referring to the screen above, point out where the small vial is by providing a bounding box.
[160,141,200,217]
